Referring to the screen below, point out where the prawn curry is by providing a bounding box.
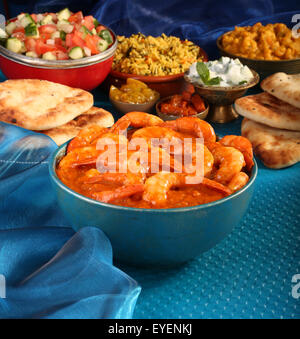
[56,112,254,209]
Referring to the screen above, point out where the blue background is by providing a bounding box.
[0,0,299,319]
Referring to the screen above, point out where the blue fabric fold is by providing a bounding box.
[0,123,141,319]
[0,0,299,319]
[0,226,141,319]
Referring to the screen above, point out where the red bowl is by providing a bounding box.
[0,28,117,91]
[103,47,208,98]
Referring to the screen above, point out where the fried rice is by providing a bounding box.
[112,33,202,76]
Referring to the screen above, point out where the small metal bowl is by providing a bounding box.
[184,69,259,123]
[217,33,300,80]
[109,91,160,114]
[156,95,209,121]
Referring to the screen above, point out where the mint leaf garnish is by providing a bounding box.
[196,62,221,86]
[207,77,221,85]
[196,62,210,83]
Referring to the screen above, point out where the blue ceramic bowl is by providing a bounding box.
[49,143,257,267]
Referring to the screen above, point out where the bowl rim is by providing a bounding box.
[184,68,260,92]
[0,24,118,69]
[155,95,209,118]
[49,142,258,213]
[109,47,209,81]
[216,33,300,63]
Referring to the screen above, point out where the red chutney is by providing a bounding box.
[159,84,206,117]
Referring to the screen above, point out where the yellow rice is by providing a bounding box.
[112,33,202,76]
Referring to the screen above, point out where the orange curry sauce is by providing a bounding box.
[56,116,252,209]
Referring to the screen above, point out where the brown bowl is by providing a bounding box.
[103,48,208,98]
[156,95,209,121]
[109,92,160,114]
[217,33,300,80]
[184,69,260,123]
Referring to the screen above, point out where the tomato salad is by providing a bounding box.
[0,8,114,60]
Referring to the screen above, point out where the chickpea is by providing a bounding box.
[222,22,300,60]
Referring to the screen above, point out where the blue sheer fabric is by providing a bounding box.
[0,123,141,319]
[0,0,299,319]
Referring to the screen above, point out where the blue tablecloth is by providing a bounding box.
[0,0,299,319]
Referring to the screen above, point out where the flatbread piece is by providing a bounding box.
[241,118,300,169]
[261,72,300,109]
[235,92,300,131]
[41,107,114,145]
[0,79,93,130]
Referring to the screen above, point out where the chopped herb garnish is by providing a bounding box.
[196,62,221,86]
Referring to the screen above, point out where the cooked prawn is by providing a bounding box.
[219,135,254,171]
[66,134,128,168]
[210,145,245,185]
[67,125,109,153]
[58,146,100,170]
[227,172,249,192]
[81,169,145,185]
[110,112,163,134]
[82,169,145,203]
[92,184,144,203]
[143,172,230,206]
[131,126,183,144]
[160,116,216,143]
[182,142,214,177]
[132,126,214,177]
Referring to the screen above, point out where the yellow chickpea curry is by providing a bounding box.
[222,22,300,60]
[56,112,254,209]
[110,78,159,104]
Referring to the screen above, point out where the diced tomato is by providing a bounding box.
[55,44,67,53]
[31,14,38,23]
[96,25,106,33]
[72,30,86,48]
[82,15,94,30]
[12,27,25,41]
[54,37,63,46]
[40,33,52,42]
[39,24,57,34]
[12,27,25,34]
[85,34,99,54]
[35,39,57,56]
[25,38,36,52]
[65,33,74,48]
[68,11,83,24]
[55,50,68,60]
[12,31,25,41]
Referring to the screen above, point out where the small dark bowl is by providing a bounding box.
[49,143,257,267]
[156,95,209,121]
[217,34,300,80]
[109,91,160,114]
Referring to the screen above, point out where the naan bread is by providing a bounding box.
[261,72,300,109]
[0,79,93,130]
[41,107,114,146]
[235,92,300,131]
[241,118,300,169]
